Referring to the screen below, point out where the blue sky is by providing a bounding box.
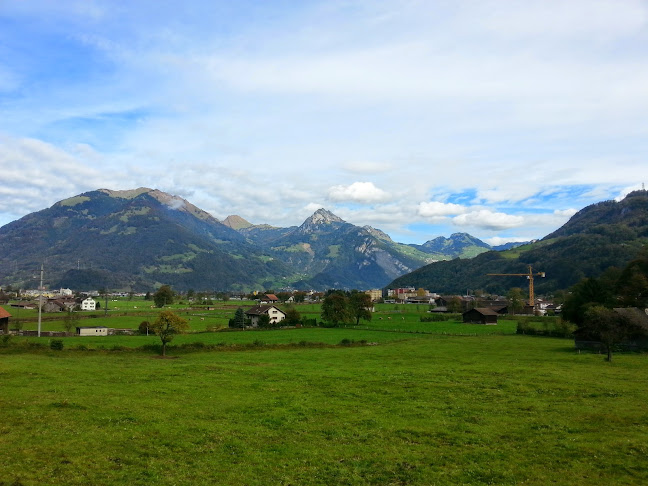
[1,0,647,245]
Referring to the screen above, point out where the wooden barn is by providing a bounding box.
[0,306,11,333]
[463,307,499,325]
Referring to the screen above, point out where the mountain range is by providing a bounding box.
[0,188,516,292]
[387,190,648,295]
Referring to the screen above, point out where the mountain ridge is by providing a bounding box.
[0,188,541,291]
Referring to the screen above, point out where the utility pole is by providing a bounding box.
[37,263,44,337]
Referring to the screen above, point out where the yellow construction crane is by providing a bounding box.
[487,265,546,312]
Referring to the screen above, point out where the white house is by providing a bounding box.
[244,305,286,327]
[76,326,108,336]
[81,297,96,311]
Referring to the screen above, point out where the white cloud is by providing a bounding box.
[328,182,390,203]
[0,136,118,222]
[483,236,532,246]
[418,201,467,218]
[553,208,578,218]
[453,210,524,231]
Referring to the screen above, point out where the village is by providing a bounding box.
[0,281,561,339]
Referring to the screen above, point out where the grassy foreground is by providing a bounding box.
[1,334,647,485]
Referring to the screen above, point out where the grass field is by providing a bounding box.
[1,331,647,485]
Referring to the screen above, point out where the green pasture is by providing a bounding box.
[9,327,430,350]
[1,334,646,485]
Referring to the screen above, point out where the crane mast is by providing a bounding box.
[487,265,546,313]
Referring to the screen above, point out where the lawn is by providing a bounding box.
[1,333,646,485]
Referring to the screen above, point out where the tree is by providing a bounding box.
[154,285,174,308]
[616,251,648,308]
[144,291,151,301]
[138,320,152,335]
[447,296,463,313]
[562,278,611,326]
[276,291,291,303]
[62,309,80,333]
[257,314,271,328]
[321,292,351,327]
[349,291,373,326]
[293,292,306,303]
[283,306,301,326]
[187,288,195,300]
[507,287,525,314]
[581,306,634,362]
[233,308,245,329]
[150,310,189,356]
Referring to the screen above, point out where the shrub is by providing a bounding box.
[420,313,462,322]
[0,334,12,347]
[339,338,354,346]
[50,339,64,351]
[138,321,152,335]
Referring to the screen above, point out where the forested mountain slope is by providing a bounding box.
[388,191,648,294]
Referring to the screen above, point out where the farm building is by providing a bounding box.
[245,305,286,327]
[463,308,499,325]
[76,326,108,336]
[0,306,11,334]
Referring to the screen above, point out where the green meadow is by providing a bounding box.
[1,328,647,485]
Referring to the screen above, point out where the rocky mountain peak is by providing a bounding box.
[309,208,345,225]
[296,209,346,235]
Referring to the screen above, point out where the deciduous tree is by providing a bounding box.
[154,285,174,308]
[283,306,301,326]
[507,287,525,314]
[581,306,642,362]
[151,310,189,356]
[349,291,373,326]
[321,292,351,327]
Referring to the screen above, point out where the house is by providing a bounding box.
[81,298,97,311]
[42,300,68,313]
[245,305,286,327]
[76,326,108,336]
[0,306,11,334]
[259,294,279,304]
[463,308,499,325]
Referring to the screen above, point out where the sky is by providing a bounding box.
[1,0,647,245]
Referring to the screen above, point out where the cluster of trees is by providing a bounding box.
[321,290,373,327]
[562,250,648,361]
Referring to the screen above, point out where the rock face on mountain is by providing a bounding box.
[388,190,648,295]
[0,188,291,291]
